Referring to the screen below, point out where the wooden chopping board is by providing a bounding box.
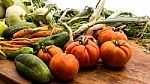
[0,40,150,84]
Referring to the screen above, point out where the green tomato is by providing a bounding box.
[0,22,7,36]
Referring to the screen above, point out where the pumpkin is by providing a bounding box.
[66,36,100,68]
[100,40,132,68]
[49,53,79,81]
[37,45,63,64]
[98,26,128,44]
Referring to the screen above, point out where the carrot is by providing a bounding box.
[0,41,31,48]
[1,47,19,51]
[27,37,43,42]
[0,41,12,44]
[1,44,29,48]
[0,40,31,45]
[11,41,31,45]
[12,38,29,41]
[10,44,29,48]
[13,28,33,38]
[13,37,42,43]
[28,30,52,38]
[28,28,63,38]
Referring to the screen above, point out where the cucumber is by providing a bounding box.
[15,54,52,83]
[32,31,69,51]
[4,47,34,60]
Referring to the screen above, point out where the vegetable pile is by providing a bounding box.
[0,0,149,83]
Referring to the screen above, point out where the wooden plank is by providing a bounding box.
[0,60,32,84]
[0,40,150,84]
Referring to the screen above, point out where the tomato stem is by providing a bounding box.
[112,40,120,46]
[78,36,88,45]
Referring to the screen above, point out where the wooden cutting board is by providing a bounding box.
[0,40,150,84]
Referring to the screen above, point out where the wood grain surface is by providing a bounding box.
[0,40,150,84]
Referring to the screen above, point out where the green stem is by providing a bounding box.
[73,17,148,37]
[62,23,73,42]
[0,50,6,58]
[60,8,71,18]
[107,10,122,19]
[95,17,148,24]
[89,0,105,21]
[67,16,89,25]
[79,37,88,45]
[30,0,35,12]
[112,40,120,46]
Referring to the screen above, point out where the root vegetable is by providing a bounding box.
[28,29,63,38]
[1,47,19,51]
[13,28,33,38]
[13,37,42,43]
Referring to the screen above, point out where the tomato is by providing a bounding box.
[66,37,100,68]
[49,53,79,81]
[100,40,132,68]
[98,27,128,44]
[37,45,63,64]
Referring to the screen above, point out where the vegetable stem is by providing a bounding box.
[73,17,148,37]
[89,0,105,21]
[62,23,73,42]
[107,10,122,19]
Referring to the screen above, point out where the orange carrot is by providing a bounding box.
[13,28,33,38]
[1,47,19,51]
[28,28,63,38]
[28,30,52,38]
[13,37,42,43]
[12,38,29,41]
[11,41,31,45]
[0,41,12,44]
[0,40,31,45]
[27,37,43,42]
[1,44,29,48]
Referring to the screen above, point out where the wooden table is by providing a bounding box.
[0,40,150,84]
